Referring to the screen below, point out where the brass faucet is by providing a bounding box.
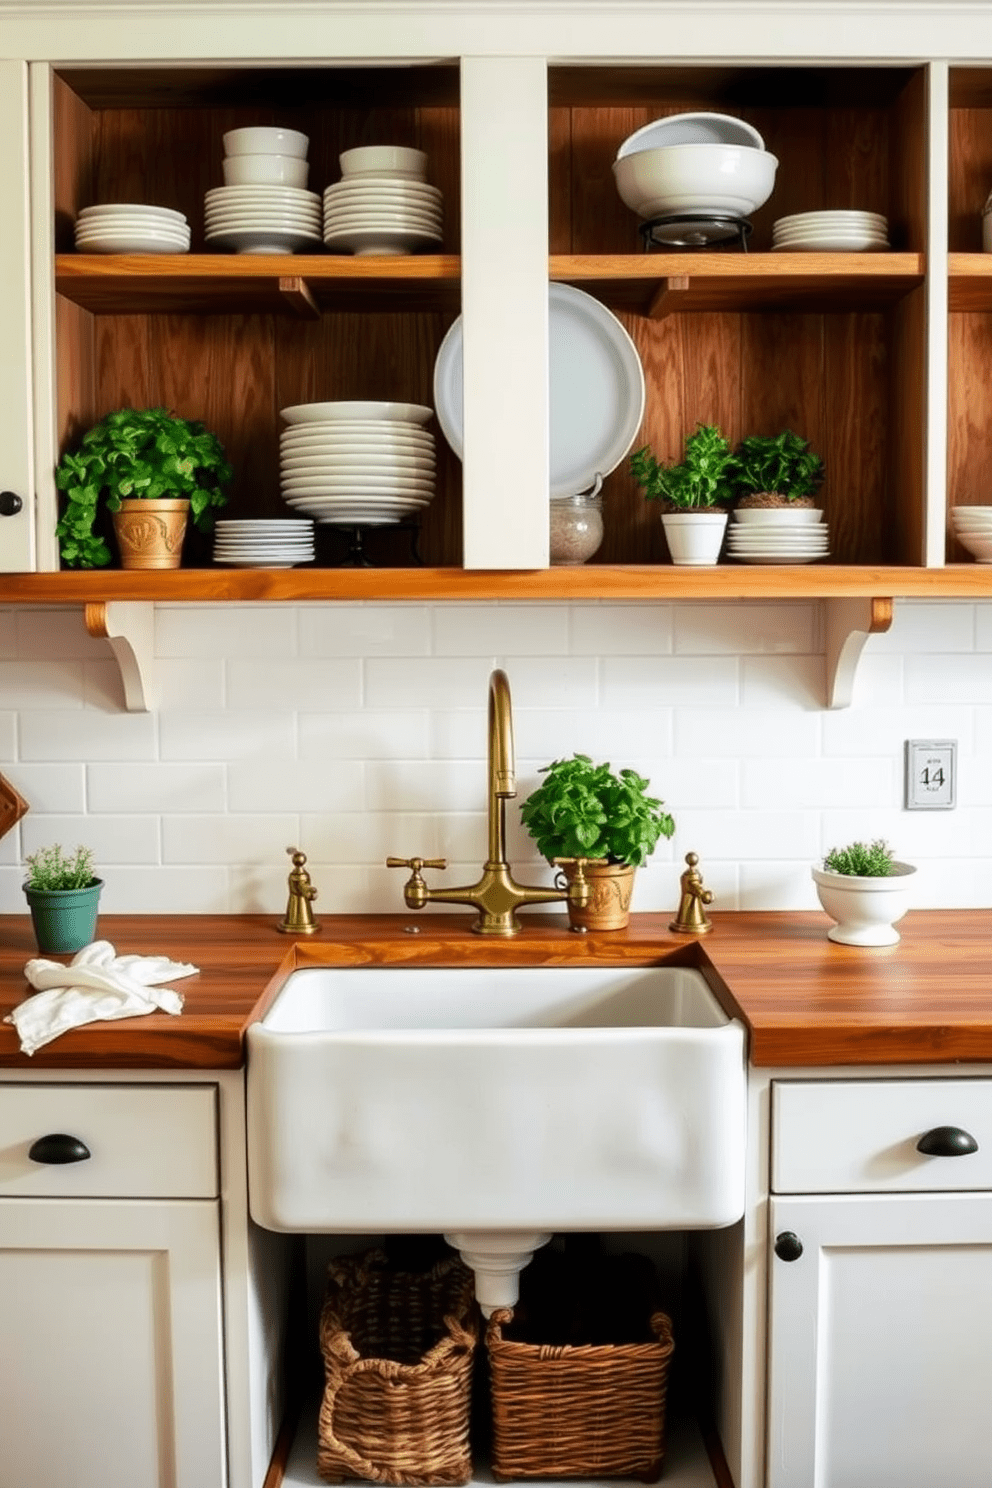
[387,669,590,936]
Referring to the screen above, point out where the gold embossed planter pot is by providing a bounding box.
[112,497,190,570]
[561,860,636,931]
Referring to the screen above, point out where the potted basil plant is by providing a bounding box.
[55,405,233,570]
[733,429,825,525]
[22,844,103,954]
[630,422,739,565]
[812,838,916,946]
[520,753,675,930]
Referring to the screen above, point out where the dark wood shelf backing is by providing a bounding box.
[2,565,988,604]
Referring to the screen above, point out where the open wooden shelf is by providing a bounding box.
[949,253,992,311]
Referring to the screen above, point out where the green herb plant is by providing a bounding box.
[519,753,675,868]
[734,429,825,502]
[822,839,896,877]
[55,406,234,569]
[23,844,98,891]
[630,423,739,510]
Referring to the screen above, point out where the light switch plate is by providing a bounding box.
[905,739,956,810]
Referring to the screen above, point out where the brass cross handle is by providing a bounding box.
[552,856,591,909]
[386,856,448,908]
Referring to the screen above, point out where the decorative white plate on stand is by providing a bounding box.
[433,282,646,499]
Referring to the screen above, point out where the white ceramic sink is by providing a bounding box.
[246,962,746,1238]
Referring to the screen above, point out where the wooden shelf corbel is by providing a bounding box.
[278,275,320,318]
[824,596,893,708]
[84,600,155,712]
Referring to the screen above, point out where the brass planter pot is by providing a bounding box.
[560,860,636,931]
[112,497,190,570]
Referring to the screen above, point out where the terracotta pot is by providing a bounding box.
[112,497,190,570]
[560,860,636,931]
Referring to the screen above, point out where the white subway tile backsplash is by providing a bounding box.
[513,706,674,764]
[22,813,159,865]
[601,655,738,707]
[570,604,673,656]
[20,709,156,762]
[3,763,85,813]
[677,809,821,861]
[364,759,485,813]
[890,600,975,652]
[163,813,299,865]
[434,604,570,656]
[311,809,487,866]
[227,657,362,711]
[99,866,228,915]
[675,707,819,759]
[156,659,226,710]
[822,705,974,757]
[228,758,364,814]
[87,762,226,814]
[499,656,598,708]
[739,654,824,709]
[0,610,17,659]
[674,602,818,655]
[160,710,294,762]
[905,654,992,705]
[299,710,430,762]
[742,756,896,810]
[845,650,904,706]
[366,657,494,709]
[14,608,107,659]
[155,604,297,658]
[301,604,431,657]
[0,660,87,708]
[0,713,15,757]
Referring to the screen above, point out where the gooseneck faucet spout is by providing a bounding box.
[388,669,589,936]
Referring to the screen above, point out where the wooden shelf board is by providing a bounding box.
[949,253,992,311]
[55,254,463,315]
[2,565,987,603]
[552,252,925,315]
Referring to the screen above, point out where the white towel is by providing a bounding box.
[5,939,197,1056]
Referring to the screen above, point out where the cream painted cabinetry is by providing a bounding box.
[766,1078,992,1488]
[0,58,36,572]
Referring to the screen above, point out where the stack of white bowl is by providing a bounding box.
[611,112,778,238]
[323,146,443,256]
[726,507,831,564]
[213,519,315,568]
[206,127,322,255]
[278,401,436,525]
[771,210,889,252]
[950,506,992,561]
[74,203,190,255]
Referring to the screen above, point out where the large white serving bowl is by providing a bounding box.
[616,110,765,156]
[222,154,309,188]
[339,145,427,179]
[246,962,746,1235]
[223,126,308,158]
[613,142,778,219]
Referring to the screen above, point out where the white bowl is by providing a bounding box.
[616,111,765,157]
[612,142,778,220]
[223,154,309,188]
[733,506,823,525]
[955,531,992,561]
[223,126,308,159]
[339,145,427,180]
[812,863,916,946]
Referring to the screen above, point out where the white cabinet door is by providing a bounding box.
[0,1197,227,1488]
[767,1192,992,1488]
[0,59,35,571]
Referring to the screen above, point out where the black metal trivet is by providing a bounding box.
[639,214,753,252]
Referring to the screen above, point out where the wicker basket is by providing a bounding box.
[317,1248,479,1486]
[485,1248,675,1483]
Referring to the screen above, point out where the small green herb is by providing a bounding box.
[734,430,825,501]
[55,406,233,569]
[519,753,675,868]
[822,839,896,877]
[630,423,739,510]
[23,844,97,891]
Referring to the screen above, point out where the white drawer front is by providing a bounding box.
[772,1078,992,1194]
[0,1084,218,1198]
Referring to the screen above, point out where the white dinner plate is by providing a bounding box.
[773,210,887,228]
[771,238,888,253]
[324,181,443,203]
[279,443,435,463]
[772,226,888,242]
[281,478,435,496]
[433,281,645,499]
[206,186,321,207]
[76,219,190,237]
[74,235,191,254]
[323,208,443,228]
[281,458,435,477]
[280,423,435,441]
[214,556,313,567]
[282,494,431,509]
[730,552,830,564]
[205,210,321,228]
[78,203,187,223]
[280,402,433,426]
[205,228,321,253]
[323,226,443,255]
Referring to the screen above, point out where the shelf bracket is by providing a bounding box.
[278,276,321,318]
[647,275,690,320]
[824,596,893,709]
[84,600,155,713]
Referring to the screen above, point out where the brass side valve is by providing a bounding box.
[278,846,321,935]
[669,851,714,935]
[552,856,591,911]
[386,856,447,909]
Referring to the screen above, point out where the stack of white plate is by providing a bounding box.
[323,146,443,256]
[727,509,830,564]
[204,186,322,255]
[279,401,436,525]
[213,519,315,567]
[74,203,190,255]
[950,505,992,561]
[771,210,889,252]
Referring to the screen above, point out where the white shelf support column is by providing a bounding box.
[460,56,549,569]
[84,601,155,713]
[824,597,893,710]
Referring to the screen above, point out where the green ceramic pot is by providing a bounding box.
[23,878,104,954]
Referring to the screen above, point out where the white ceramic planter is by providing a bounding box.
[661,510,728,565]
[811,862,917,946]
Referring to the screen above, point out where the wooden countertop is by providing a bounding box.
[1,908,990,1070]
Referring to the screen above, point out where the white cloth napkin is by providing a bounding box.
[5,939,197,1056]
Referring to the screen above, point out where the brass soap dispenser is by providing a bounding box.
[278,847,321,935]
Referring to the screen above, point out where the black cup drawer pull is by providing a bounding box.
[0,491,23,516]
[916,1125,979,1158]
[28,1133,92,1165]
[774,1231,804,1262]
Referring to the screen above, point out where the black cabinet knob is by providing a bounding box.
[28,1133,91,1165]
[774,1230,804,1262]
[0,491,23,516]
[916,1125,978,1157]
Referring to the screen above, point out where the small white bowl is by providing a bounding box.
[812,863,916,946]
[223,154,309,188]
[339,145,427,180]
[223,126,309,159]
[613,142,778,220]
[733,506,823,526]
[616,111,765,157]
[955,531,992,561]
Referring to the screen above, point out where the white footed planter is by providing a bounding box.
[661,510,728,565]
[811,862,917,946]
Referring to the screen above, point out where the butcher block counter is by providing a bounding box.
[0,908,990,1069]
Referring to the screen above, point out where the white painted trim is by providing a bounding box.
[0,60,35,572]
[924,60,949,568]
[29,63,59,573]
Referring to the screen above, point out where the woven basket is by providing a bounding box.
[317,1248,479,1485]
[485,1250,675,1483]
